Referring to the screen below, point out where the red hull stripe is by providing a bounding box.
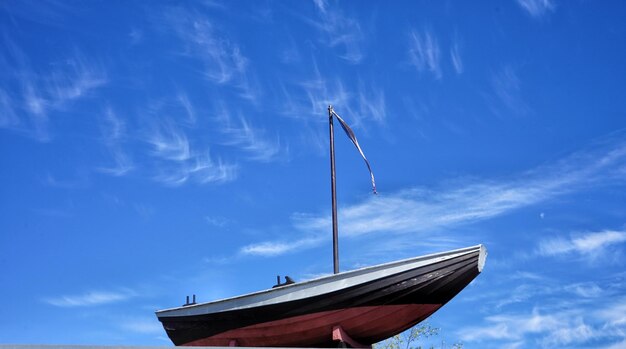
[185,304,441,347]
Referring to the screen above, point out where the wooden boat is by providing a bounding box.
[156,106,487,347]
[156,244,486,347]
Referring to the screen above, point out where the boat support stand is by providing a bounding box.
[332,326,371,348]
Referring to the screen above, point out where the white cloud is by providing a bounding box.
[185,19,245,84]
[129,28,143,45]
[564,282,604,298]
[516,0,555,18]
[99,147,134,177]
[240,134,626,257]
[44,289,135,307]
[280,66,386,130]
[48,53,107,103]
[460,297,626,348]
[205,216,229,227]
[459,322,512,341]
[165,8,257,101]
[604,340,626,349]
[240,236,323,257]
[240,241,294,257]
[537,230,626,258]
[312,0,327,14]
[101,107,126,144]
[22,82,51,141]
[279,36,303,65]
[357,83,386,125]
[177,92,196,125]
[216,105,284,162]
[23,83,47,116]
[297,72,351,120]
[409,29,441,79]
[101,103,238,187]
[311,0,363,64]
[494,283,552,309]
[488,66,531,117]
[188,153,238,184]
[450,40,463,74]
[146,121,191,162]
[0,40,106,141]
[459,309,594,346]
[291,168,573,239]
[43,172,89,189]
[153,151,238,186]
[0,88,19,127]
[97,108,134,176]
[596,298,626,327]
[120,317,164,334]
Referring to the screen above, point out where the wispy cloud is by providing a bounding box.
[47,53,107,103]
[101,107,126,144]
[97,108,134,176]
[177,92,196,125]
[276,70,386,164]
[146,120,191,162]
[205,215,229,227]
[516,0,555,18]
[604,340,626,349]
[565,282,604,298]
[129,28,143,45]
[0,88,20,128]
[459,295,626,348]
[0,40,106,141]
[281,65,386,128]
[492,279,606,310]
[240,236,323,257]
[597,299,626,328]
[450,40,463,74]
[164,7,258,101]
[120,317,164,334]
[357,82,386,125]
[239,133,626,257]
[408,29,441,79]
[279,35,302,65]
[172,14,244,84]
[311,0,363,64]
[293,69,351,120]
[100,148,134,177]
[216,105,285,162]
[44,289,136,307]
[458,226,626,349]
[537,230,626,259]
[487,65,531,117]
[94,100,237,187]
[96,98,237,186]
[43,172,90,189]
[459,308,595,347]
[152,148,238,187]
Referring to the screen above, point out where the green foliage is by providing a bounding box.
[373,322,463,349]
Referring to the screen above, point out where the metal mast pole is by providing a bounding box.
[329,105,339,274]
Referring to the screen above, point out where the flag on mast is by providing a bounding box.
[331,110,377,194]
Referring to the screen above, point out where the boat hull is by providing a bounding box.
[186,304,441,347]
[157,245,486,347]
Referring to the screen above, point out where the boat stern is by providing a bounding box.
[478,244,488,273]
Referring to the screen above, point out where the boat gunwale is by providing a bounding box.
[156,244,484,315]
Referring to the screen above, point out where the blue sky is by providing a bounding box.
[1,1,626,348]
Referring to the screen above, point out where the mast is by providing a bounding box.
[329,105,339,274]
